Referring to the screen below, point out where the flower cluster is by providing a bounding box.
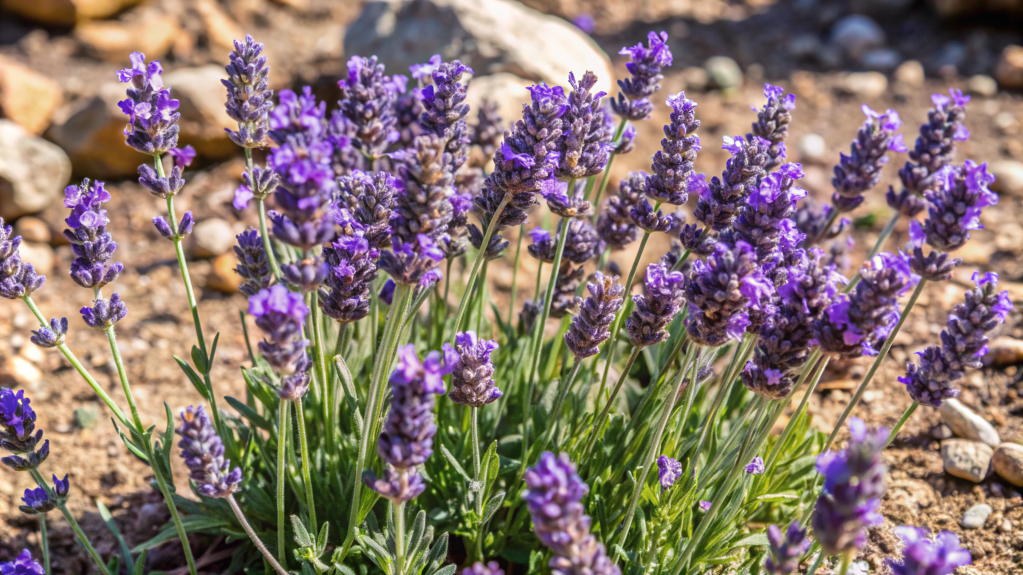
[885,527,971,575]
[764,522,810,575]
[626,263,686,347]
[336,170,397,251]
[233,230,273,296]
[63,179,123,290]
[900,272,1012,407]
[693,135,771,231]
[223,35,274,148]
[117,52,179,155]
[80,292,128,330]
[645,92,700,206]
[830,106,906,213]
[686,240,772,347]
[336,56,406,161]
[319,228,380,325]
[0,388,49,472]
[0,218,45,300]
[444,331,501,408]
[751,84,795,171]
[611,31,672,121]
[657,455,682,490]
[564,272,624,359]
[596,174,643,250]
[557,71,611,180]
[177,405,242,498]
[0,549,45,575]
[248,285,311,379]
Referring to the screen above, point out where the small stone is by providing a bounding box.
[960,503,993,529]
[73,406,99,430]
[942,439,993,483]
[862,48,901,72]
[0,120,72,220]
[966,74,998,97]
[940,398,1001,447]
[190,218,235,258]
[0,55,62,135]
[704,56,743,91]
[74,10,180,63]
[13,216,51,244]
[989,161,1023,197]
[2,355,42,385]
[831,14,885,61]
[995,45,1023,89]
[841,71,888,98]
[18,241,54,275]
[993,443,1023,486]
[206,252,242,294]
[894,60,925,86]
[933,41,967,73]
[798,133,827,164]
[988,337,1023,367]
[0,0,141,26]
[680,67,709,92]
[47,82,139,178]
[931,423,954,440]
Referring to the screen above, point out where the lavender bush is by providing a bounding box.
[1,30,1006,575]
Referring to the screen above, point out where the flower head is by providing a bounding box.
[63,179,123,290]
[612,31,673,121]
[177,406,242,498]
[444,331,501,408]
[80,293,128,330]
[686,240,772,346]
[223,35,274,148]
[319,226,380,324]
[751,84,796,171]
[626,263,686,347]
[248,285,311,375]
[645,92,701,206]
[657,455,682,489]
[886,527,971,575]
[117,52,180,155]
[337,55,406,159]
[19,485,55,514]
[556,71,612,180]
[0,549,45,575]
[765,522,810,575]
[564,272,625,359]
[694,135,771,231]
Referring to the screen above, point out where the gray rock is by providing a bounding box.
[960,503,993,529]
[992,443,1023,487]
[941,439,993,483]
[798,133,827,164]
[966,74,998,97]
[862,48,901,72]
[47,82,140,178]
[931,423,954,440]
[841,72,888,98]
[940,399,1001,447]
[189,218,236,258]
[343,0,613,95]
[704,56,743,91]
[0,120,71,220]
[933,41,967,73]
[831,14,885,61]
[894,60,925,87]
[989,161,1023,197]
[162,66,237,160]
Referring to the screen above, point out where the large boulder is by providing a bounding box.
[344,0,614,95]
[0,120,71,220]
[0,56,63,135]
[0,0,141,26]
[74,9,181,63]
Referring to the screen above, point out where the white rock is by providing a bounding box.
[960,503,993,529]
[939,398,1000,447]
[189,218,236,258]
[966,74,998,97]
[989,161,1023,197]
[988,336,1023,366]
[798,133,827,164]
[18,241,54,275]
[992,443,1023,486]
[2,355,42,385]
[343,0,614,95]
[0,120,71,220]
[831,14,885,61]
[894,60,925,86]
[841,72,888,98]
[941,439,993,483]
[13,216,51,244]
[704,56,743,90]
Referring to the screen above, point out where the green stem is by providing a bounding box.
[837,552,853,575]
[474,260,489,333]
[257,196,284,282]
[507,225,525,332]
[310,291,334,457]
[103,326,144,432]
[227,494,289,575]
[763,351,826,475]
[807,552,827,575]
[40,513,49,575]
[294,399,317,531]
[276,398,290,570]
[535,358,584,456]
[589,118,627,206]
[583,346,641,458]
[885,401,919,448]
[394,501,407,575]
[471,406,483,560]
[451,195,510,343]
[29,470,112,575]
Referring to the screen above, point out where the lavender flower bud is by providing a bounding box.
[117,52,180,155]
[233,230,272,297]
[646,93,700,206]
[528,228,557,263]
[630,193,674,233]
[897,89,970,198]
[443,331,501,408]
[561,218,605,264]
[462,562,504,575]
[564,272,624,359]
[886,527,971,575]
[389,134,455,269]
[336,170,397,250]
[466,224,509,260]
[831,106,906,213]
[177,405,242,498]
[419,59,473,174]
[1,549,44,575]
[319,232,379,324]
[794,198,847,245]
[723,164,807,278]
[278,372,311,401]
[63,179,122,290]
[752,84,795,172]
[30,317,68,349]
[337,56,406,160]
[138,163,185,198]
[380,234,446,287]
[471,98,503,163]
[0,388,49,472]
[523,452,621,575]
[746,456,765,475]
[611,31,672,121]
[679,223,715,257]
[556,71,611,180]
[19,486,55,514]
[543,179,593,219]
[900,271,1011,407]
[248,285,311,374]
[765,522,810,575]
[223,35,274,148]
[550,264,585,319]
[812,418,887,556]
[686,240,773,347]
[281,258,330,293]
[52,473,69,498]
[626,263,686,347]
[694,135,771,231]
[657,455,682,490]
[80,293,128,330]
[613,122,636,155]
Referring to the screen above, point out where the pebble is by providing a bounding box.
[989,161,1023,198]
[47,82,142,178]
[2,355,42,385]
[206,252,242,294]
[992,443,1023,486]
[894,60,925,86]
[939,399,1001,447]
[704,56,743,91]
[831,14,885,61]
[190,218,236,258]
[942,439,993,483]
[995,45,1023,89]
[13,216,51,244]
[0,120,72,220]
[861,48,901,71]
[797,133,827,164]
[841,72,888,98]
[960,503,993,529]
[988,336,1023,366]
[0,55,62,135]
[74,10,180,62]
[966,74,998,97]
[931,423,954,440]
[680,67,709,92]
[18,241,54,275]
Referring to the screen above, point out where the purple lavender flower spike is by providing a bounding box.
[611,31,672,121]
[365,345,449,503]
[80,293,128,330]
[0,388,49,472]
[138,158,186,199]
[646,93,700,206]
[597,174,643,250]
[0,549,45,575]
[630,192,675,233]
[699,501,712,511]
[686,240,772,347]
[153,211,194,241]
[388,134,455,275]
[0,218,46,300]
[248,285,311,375]
[233,230,273,297]
[556,71,612,180]
[694,135,771,231]
[117,52,180,155]
[564,272,624,359]
[319,231,380,325]
[380,234,446,287]
[523,452,621,575]
[223,35,274,148]
[543,179,593,218]
[657,455,682,489]
[550,264,585,319]
[626,263,686,347]
[379,279,396,305]
[337,56,405,160]
[900,271,1011,407]
[896,89,970,199]
[752,84,796,172]
[30,317,68,349]
[444,331,501,408]
[471,99,503,162]
[177,405,242,498]
[745,456,765,475]
[560,218,605,264]
[336,170,397,251]
[765,522,810,575]
[420,58,473,175]
[528,228,558,263]
[812,418,887,556]
[63,179,123,290]
[19,486,55,514]
[814,251,916,358]
[794,198,847,245]
[831,106,905,213]
[52,473,69,498]
[886,527,971,575]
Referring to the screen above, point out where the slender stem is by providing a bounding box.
[227,494,289,575]
[394,501,407,575]
[617,345,697,547]
[583,346,641,458]
[474,260,489,333]
[40,514,50,575]
[508,224,525,332]
[470,407,482,480]
[763,351,826,475]
[589,118,627,206]
[103,327,144,432]
[146,439,199,575]
[257,196,284,282]
[294,399,317,531]
[821,279,927,454]
[535,358,584,456]
[845,213,902,293]
[837,552,853,575]
[451,195,510,343]
[310,291,334,456]
[885,401,919,448]
[807,552,827,575]
[276,398,290,570]
[29,470,112,575]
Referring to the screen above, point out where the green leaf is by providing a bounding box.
[175,356,210,401]
[729,533,768,549]
[160,403,175,475]
[292,514,315,547]
[754,493,799,503]
[225,396,272,430]
[483,491,505,524]
[132,551,147,575]
[97,500,134,572]
[334,563,357,575]
[439,444,470,481]
[208,332,220,369]
[317,521,330,554]
[430,565,456,575]
[426,532,448,570]
[113,420,149,463]
[191,345,208,374]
